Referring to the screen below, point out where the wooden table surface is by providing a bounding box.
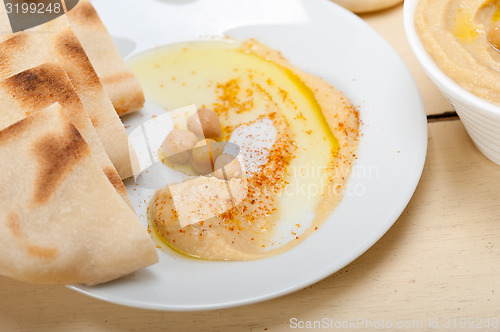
[2,3,500,332]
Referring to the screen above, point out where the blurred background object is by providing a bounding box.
[332,0,403,13]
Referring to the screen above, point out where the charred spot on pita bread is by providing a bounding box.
[113,88,145,116]
[32,123,91,206]
[2,33,28,51]
[88,115,101,128]
[101,72,136,85]
[56,30,100,88]
[0,113,37,144]
[7,213,22,238]
[104,166,127,195]
[26,246,58,259]
[0,51,10,76]
[5,64,78,110]
[8,212,59,259]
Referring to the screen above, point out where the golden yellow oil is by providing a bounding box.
[128,40,341,258]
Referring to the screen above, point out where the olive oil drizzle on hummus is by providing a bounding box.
[129,40,360,260]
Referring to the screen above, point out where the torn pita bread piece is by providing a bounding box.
[0,104,158,286]
[0,0,9,35]
[0,15,134,179]
[65,0,145,116]
[0,62,131,207]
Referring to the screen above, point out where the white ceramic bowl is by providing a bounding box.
[404,0,500,165]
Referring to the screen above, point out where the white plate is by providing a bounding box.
[70,0,427,311]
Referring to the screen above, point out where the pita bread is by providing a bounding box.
[0,104,158,285]
[0,62,131,206]
[0,13,134,179]
[65,0,145,116]
[0,0,9,35]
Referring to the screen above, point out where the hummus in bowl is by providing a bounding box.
[415,0,500,105]
[128,39,360,260]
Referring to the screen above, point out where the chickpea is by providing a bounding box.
[488,21,500,51]
[191,139,223,165]
[187,108,222,139]
[210,140,224,160]
[191,159,214,175]
[159,129,197,164]
[213,154,244,180]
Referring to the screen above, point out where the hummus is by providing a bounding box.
[415,0,500,105]
[128,40,360,260]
